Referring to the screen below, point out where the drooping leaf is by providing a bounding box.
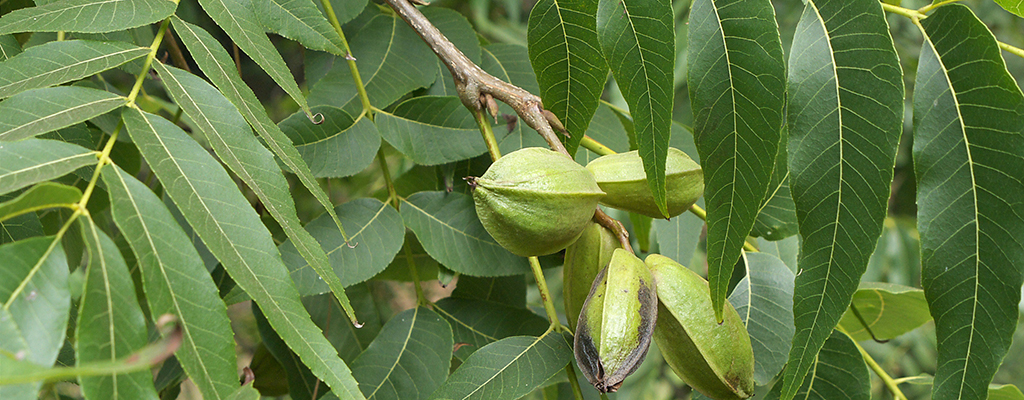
[428,331,572,400]
[766,330,869,400]
[253,0,344,54]
[729,252,795,386]
[752,127,798,241]
[688,0,786,320]
[0,182,81,222]
[0,236,69,399]
[122,108,365,400]
[75,217,159,400]
[0,40,148,99]
[527,0,607,155]
[278,106,380,178]
[0,0,176,35]
[172,17,353,255]
[596,0,674,217]
[350,307,453,400]
[781,0,904,396]
[838,282,930,342]
[434,297,548,360]
[284,198,405,296]
[375,97,494,165]
[307,13,435,114]
[914,5,1024,399]
[400,191,530,277]
[102,164,240,400]
[197,0,313,117]
[0,86,125,142]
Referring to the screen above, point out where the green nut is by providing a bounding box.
[469,147,605,257]
[574,249,658,393]
[586,147,703,219]
[563,222,621,331]
[645,254,754,399]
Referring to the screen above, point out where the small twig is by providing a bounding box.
[593,208,633,254]
[163,28,191,73]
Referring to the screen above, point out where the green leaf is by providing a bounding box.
[122,108,365,400]
[688,0,786,320]
[757,235,799,272]
[224,384,261,400]
[307,13,435,114]
[434,298,548,360]
[252,304,322,400]
[101,164,240,400]
[596,0,674,217]
[424,7,482,97]
[0,136,94,195]
[527,0,607,155]
[652,212,704,271]
[0,86,125,142]
[752,127,798,241]
[478,44,547,154]
[0,182,81,222]
[993,1,1024,18]
[284,198,405,296]
[766,330,869,400]
[914,5,1024,399]
[172,17,353,256]
[75,217,159,400]
[305,285,383,364]
[351,307,453,400]
[838,283,930,342]
[0,35,22,61]
[0,40,148,99]
[375,232,441,282]
[1,213,44,245]
[728,252,795,386]
[990,384,1024,400]
[400,191,530,277]
[333,0,367,26]
[375,97,493,165]
[450,275,527,308]
[278,106,380,178]
[254,0,344,54]
[574,104,630,165]
[197,0,313,118]
[0,0,176,35]
[781,0,904,397]
[429,331,572,400]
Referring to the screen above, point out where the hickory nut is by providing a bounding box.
[586,147,703,219]
[563,221,621,331]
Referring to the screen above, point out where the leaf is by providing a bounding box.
[172,17,353,256]
[224,384,261,400]
[122,108,365,400]
[75,217,159,400]
[596,0,674,217]
[102,164,239,400]
[0,35,21,61]
[434,298,548,360]
[0,236,69,398]
[574,104,631,165]
[914,5,1024,399]
[527,0,607,155]
[478,44,547,155]
[765,330,870,400]
[993,1,1024,18]
[781,0,904,397]
[252,305,322,400]
[0,40,148,99]
[0,86,125,142]
[990,384,1024,400]
[652,211,704,270]
[758,235,800,272]
[253,0,344,54]
[728,252,795,386]
[428,331,572,400]
[450,275,527,308]
[0,182,81,222]
[307,13,435,114]
[304,285,383,364]
[400,191,530,277]
[752,127,798,241]
[375,232,441,282]
[283,198,406,296]
[197,0,312,117]
[278,106,380,178]
[838,282,930,342]
[424,7,482,97]
[1,213,44,245]
[375,97,494,165]
[351,307,453,400]
[688,0,786,321]
[0,0,176,35]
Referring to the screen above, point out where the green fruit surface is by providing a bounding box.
[645,254,754,399]
[563,222,621,331]
[587,148,703,218]
[472,147,604,256]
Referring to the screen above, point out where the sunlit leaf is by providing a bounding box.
[0,182,80,222]
[993,1,1024,18]
[0,0,176,35]
[254,0,344,54]
[351,307,453,399]
[914,5,1024,399]
[838,283,930,342]
[0,86,125,142]
[729,252,795,385]
[278,106,380,178]
[0,40,148,99]
[781,0,903,396]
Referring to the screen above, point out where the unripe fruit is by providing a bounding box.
[574,249,658,393]
[645,254,754,399]
[586,148,703,219]
[469,147,604,257]
[563,222,621,331]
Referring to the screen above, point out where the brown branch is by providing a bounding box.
[382,0,569,156]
